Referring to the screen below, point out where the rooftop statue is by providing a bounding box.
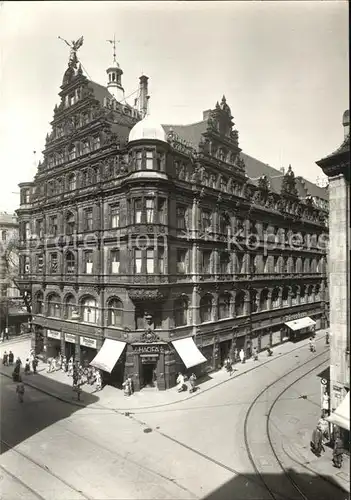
[58,35,84,69]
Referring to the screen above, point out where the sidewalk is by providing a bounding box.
[1,329,329,412]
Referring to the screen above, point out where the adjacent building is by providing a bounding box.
[16,45,329,391]
[317,110,350,441]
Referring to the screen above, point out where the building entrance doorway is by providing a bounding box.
[141,362,157,388]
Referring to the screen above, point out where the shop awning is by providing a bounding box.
[90,339,126,373]
[285,317,316,331]
[171,337,207,369]
[327,392,350,431]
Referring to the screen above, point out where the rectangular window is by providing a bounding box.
[92,136,100,151]
[136,151,142,170]
[50,253,58,274]
[220,252,230,274]
[158,248,165,274]
[145,198,154,223]
[135,249,142,274]
[134,199,142,223]
[24,255,30,274]
[202,250,211,273]
[158,198,166,224]
[111,249,120,274]
[146,249,154,274]
[146,151,153,170]
[82,140,90,155]
[177,249,187,274]
[110,204,120,229]
[176,205,186,229]
[85,251,93,274]
[84,209,93,231]
[37,254,44,273]
[201,210,211,232]
[49,216,58,236]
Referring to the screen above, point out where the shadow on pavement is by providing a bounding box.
[202,470,349,500]
[0,369,99,454]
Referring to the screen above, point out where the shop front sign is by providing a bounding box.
[284,310,318,322]
[132,344,163,354]
[47,329,61,340]
[65,333,76,344]
[80,336,97,349]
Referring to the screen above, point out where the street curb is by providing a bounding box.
[0,335,327,412]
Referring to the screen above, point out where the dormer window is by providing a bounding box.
[69,93,75,106]
[21,188,30,205]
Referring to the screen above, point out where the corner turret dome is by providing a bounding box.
[128,116,167,143]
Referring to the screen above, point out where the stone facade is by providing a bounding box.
[317,111,350,431]
[16,48,329,392]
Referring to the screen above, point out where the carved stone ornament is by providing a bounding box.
[127,288,169,302]
[281,164,298,197]
[258,174,270,191]
[139,330,161,343]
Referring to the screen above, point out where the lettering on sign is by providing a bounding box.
[65,333,76,344]
[133,345,161,354]
[47,329,61,340]
[284,310,318,322]
[80,337,97,349]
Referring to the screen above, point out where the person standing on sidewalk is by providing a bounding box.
[252,347,258,361]
[8,350,14,365]
[239,349,245,364]
[2,351,8,366]
[325,331,330,346]
[24,359,31,375]
[16,380,25,403]
[32,356,38,374]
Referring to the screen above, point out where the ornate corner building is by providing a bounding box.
[16,45,329,391]
[316,110,350,441]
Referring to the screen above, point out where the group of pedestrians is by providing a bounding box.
[1,347,39,403]
[176,372,197,393]
[46,352,103,400]
[310,418,344,469]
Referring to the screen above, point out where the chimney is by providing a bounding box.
[203,109,211,121]
[342,110,349,139]
[139,75,149,118]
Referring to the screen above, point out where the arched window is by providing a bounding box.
[219,251,230,274]
[200,294,212,323]
[282,287,289,306]
[235,291,245,316]
[65,294,76,319]
[68,144,77,161]
[311,259,317,273]
[81,296,98,323]
[65,251,75,274]
[300,285,306,303]
[250,290,258,313]
[271,288,280,308]
[47,293,61,317]
[68,173,76,191]
[35,291,44,314]
[174,297,188,327]
[66,212,75,235]
[218,293,231,319]
[307,285,314,303]
[108,298,123,326]
[304,259,310,274]
[291,285,299,305]
[296,258,303,273]
[260,289,269,311]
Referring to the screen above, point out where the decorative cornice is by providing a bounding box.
[127,287,169,302]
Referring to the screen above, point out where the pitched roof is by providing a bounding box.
[162,121,208,149]
[160,120,328,201]
[87,80,113,104]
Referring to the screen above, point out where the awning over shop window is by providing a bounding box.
[285,317,316,331]
[171,337,207,369]
[90,339,126,373]
[327,392,350,431]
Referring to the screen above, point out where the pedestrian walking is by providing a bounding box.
[8,350,14,365]
[176,372,186,392]
[225,357,233,376]
[2,351,8,366]
[1,331,4,343]
[32,356,38,374]
[239,348,245,364]
[62,355,68,373]
[16,380,25,403]
[15,357,22,368]
[189,373,197,393]
[252,347,258,361]
[68,357,74,376]
[24,358,31,374]
[95,370,102,391]
[267,347,273,357]
[4,328,9,341]
[12,359,21,382]
[127,375,134,395]
[122,378,131,396]
[309,337,316,352]
[73,382,82,401]
[318,416,330,443]
[310,425,324,456]
[332,434,344,468]
[325,331,330,346]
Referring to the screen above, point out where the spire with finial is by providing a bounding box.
[106,35,124,102]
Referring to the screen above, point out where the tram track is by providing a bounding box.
[243,351,330,500]
[0,438,92,500]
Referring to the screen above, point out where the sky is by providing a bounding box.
[0,1,348,213]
